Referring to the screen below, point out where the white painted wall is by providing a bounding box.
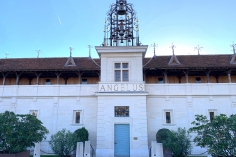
[96,46,148,83]
[96,94,149,157]
[0,85,98,154]
[146,83,236,155]
[0,83,235,156]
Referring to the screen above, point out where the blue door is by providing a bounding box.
[114,124,130,157]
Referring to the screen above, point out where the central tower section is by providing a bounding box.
[95,1,149,157]
[104,0,140,46]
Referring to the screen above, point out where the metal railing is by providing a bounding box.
[149,146,151,157]
[90,144,95,157]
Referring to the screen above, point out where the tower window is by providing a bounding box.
[115,63,121,69]
[114,63,129,82]
[115,70,121,81]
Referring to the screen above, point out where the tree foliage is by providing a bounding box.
[0,111,49,154]
[73,127,89,144]
[189,114,236,156]
[161,128,191,157]
[49,129,75,157]
[156,128,171,143]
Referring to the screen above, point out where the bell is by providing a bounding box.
[119,31,124,36]
[117,4,126,15]
[119,24,124,36]
[128,32,132,37]
[120,37,124,43]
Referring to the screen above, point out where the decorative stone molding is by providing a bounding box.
[11,97,17,104]
[53,97,59,104]
[231,96,236,103]
[33,97,37,102]
[187,96,192,106]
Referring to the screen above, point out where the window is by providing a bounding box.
[166,112,171,123]
[73,110,81,124]
[158,77,164,84]
[115,70,121,81]
[209,112,214,122]
[163,110,173,124]
[195,77,201,83]
[45,79,51,85]
[208,109,217,122]
[30,110,38,117]
[82,78,87,84]
[114,106,129,117]
[114,63,129,82]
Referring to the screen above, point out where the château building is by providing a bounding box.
[1,0,236,157]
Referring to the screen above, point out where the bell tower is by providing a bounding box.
[95,1,149,157]
[103,0,140,46]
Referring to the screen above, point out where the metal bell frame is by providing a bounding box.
[103,0,140,47]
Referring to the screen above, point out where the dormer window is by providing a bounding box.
[195,77,201,83]
[115,63,129,82]
[158,77,164,84]
[82,78,87,84]
[45,79,51,85]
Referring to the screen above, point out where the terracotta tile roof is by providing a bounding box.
[0,54,235,71]
[143,54,236,69]
[0,57,101,71]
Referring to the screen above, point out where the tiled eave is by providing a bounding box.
[0,54,235,72]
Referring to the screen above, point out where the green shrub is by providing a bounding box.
[162,128,191,157]
[49,127,89,157]
[49,129,75,157]
[73,127,89,144]
[156,128,171,142]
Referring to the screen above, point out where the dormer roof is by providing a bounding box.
[168,55,181,65]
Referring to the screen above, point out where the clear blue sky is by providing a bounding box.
[0,0,235,58]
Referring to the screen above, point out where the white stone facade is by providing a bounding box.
[0,46,236,156]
